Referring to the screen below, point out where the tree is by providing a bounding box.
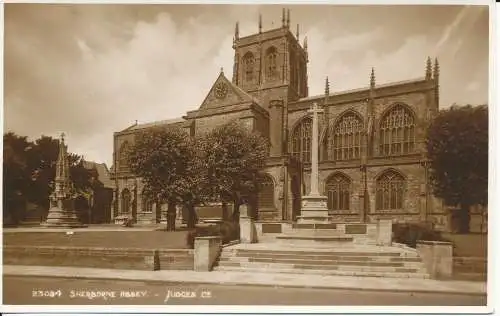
[3,132,31,224]
[199,122,269,222]
[129,127,202,230]
[426,105,488,233]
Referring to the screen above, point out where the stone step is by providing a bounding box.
[227,249,405,257]
[276,235,354,242]
[219,256,424,268]
[221,252,422,262]
[214,265,430,279]
[217,260,427,273]
[220,256,423,267]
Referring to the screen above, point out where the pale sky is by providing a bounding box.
[4,4,489,167]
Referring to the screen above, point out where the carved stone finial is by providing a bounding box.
[370,67,376,88]
[296,24,300,41]
[286,9,290,28]
[325,76,330,96]
[60,132,65,144]
[282,8,286,27]
[235,21,239,40]
[433,58,440,81]
[425,56,432,80]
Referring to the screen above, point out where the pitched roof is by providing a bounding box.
[128,118,186,131]
[82,161,114,189]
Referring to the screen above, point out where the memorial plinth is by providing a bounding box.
[41,133,86,228]
[297,102,331,224]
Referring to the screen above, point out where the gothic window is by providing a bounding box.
[142,190,153,214]
[291,117,312,163]
[257,174,275,210]
[119,141,131,171]
[375,170,405,211]
[379,104,416,156]
[121,188,131,215]
[243,52,255,83]
[265,47,278,80]
[325,112,363,161]
[326,173,351,211]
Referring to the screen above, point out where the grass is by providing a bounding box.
[3,231,189,249]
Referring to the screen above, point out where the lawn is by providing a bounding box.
[3,230,189,249]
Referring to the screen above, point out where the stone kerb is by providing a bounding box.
[416,240,453,279]
[194,236,222,272]
[239,204,257,243]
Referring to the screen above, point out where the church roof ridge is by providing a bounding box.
[296,77,427,103]
[128,118,186,131]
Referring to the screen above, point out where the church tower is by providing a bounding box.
[232,9,309,107]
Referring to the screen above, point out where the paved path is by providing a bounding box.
[3,276,486,306]
[3,265,486,295]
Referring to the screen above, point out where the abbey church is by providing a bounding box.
[111,10,449,230]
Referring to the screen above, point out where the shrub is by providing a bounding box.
[185,221,240,249]
[392,222,450,248]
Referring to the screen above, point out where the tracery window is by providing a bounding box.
[257,174,275,210]
[375,170,405,210]
[326,173,351,211]
[379,104,416,156]
[291,117,312,163]
[142,190,153,213]
[266,47,278,80]
[119,141,131,171]
[325,112,363,161]
[121,188,131,215]
[243,52,255,83]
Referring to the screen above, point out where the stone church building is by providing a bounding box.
[111,11,449,230]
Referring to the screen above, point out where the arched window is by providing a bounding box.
[375,170,405,210]
[326,173,351,211]
[379,104,416,156]
[141,190,153,214]
[243,52,255,83]
[121,188,131,215]
[257,174,275,210]
[325,112,363,161]
[266,47,278,80]
[291,117,312,163]
[119,141,130,171]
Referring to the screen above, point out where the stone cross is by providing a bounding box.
[307,102,324,196]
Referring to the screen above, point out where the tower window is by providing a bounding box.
[243,52,255,83]
[266,47,278,80]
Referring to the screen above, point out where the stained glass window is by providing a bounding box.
[325,112,363,161]
[379,104,416,156]
[326,173,351,211]
[375,170,405,210]
[291,117,312,163]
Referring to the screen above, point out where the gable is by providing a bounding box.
[199,71,256,110]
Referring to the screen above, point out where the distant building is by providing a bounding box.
[111,11,448,229]
[81,161,114,224]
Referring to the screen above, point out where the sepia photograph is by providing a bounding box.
[2,2,491,312]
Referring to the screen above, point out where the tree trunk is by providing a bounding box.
[167,202,177,231]
[222,202,229,221]
[232,199,241,223]
[458,204,471,234]
[186,203,197,229]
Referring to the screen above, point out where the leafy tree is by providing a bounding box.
[3,132,31,224]
[426,105,488,233]
[199,122,269,222]
[129,127,202,230]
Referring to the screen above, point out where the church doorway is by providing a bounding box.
[121,188,131,217]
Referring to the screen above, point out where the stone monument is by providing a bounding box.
[42,133,86,228]
[297,102,330,223]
